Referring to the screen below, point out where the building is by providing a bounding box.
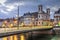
[54,8,60,25]
[1,5,50,27]
[22,5,50,26]
[36,5,50,26]
[23,12,35,26]
[2,18,18,28]
[0,19,4,27]
[50,19,54,26]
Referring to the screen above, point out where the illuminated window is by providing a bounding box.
[46,16,47,19]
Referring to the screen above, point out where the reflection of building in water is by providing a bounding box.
[23,5,50,26]
[54,8,60,25]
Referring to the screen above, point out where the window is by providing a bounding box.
[39,22,40,24]
[39,7,40,10]
[39,15,40,18]
[58,17,60,20]
[59,18,60,20]
[46,16,47,19]
[36,22,37,24]
[42,22,43,24]
[56,18,58,21]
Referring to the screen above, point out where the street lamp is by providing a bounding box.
[15,1,20,29]
[17,6,19,29]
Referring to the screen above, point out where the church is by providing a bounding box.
[23,5,50,26]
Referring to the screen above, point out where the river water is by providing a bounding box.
[0,34,60,40]
[28,34,60,40]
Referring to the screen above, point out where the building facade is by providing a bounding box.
[22,5,50,26]
[23,12,35,26]
[37,5,50,26]
[54,8,60,25]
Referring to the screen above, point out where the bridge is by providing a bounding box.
[0,26,53,40]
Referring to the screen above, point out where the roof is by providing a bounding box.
[55,8,60,14]
[0,19,4,22]
[23,12,38,18]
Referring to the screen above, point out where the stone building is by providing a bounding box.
[23,12,35,26]
[23,5,50,26]
[54,8,60,25]
[36,5,50,26]
[0,19,4,27]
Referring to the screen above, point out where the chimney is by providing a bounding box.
[47,8,50,14]
[38,5,43,13]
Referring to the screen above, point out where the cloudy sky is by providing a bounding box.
[0,0,60,19]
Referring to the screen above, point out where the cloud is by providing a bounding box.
[0,9,8,15]
[46,5,60,19]
[14,2,25,6]
[0,0,60,19]
[5,0,18,4]
[5,2,25,12]
[46,5,60,12]
[6,5,16,11]
[0,1,25,15]
[0,0,7,4]
[51,6,59,11]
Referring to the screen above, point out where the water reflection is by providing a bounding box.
[51,35,60,40]
[28,34,59,40]
[0,34,60,40]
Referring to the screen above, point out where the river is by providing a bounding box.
[0,34,60,40]
[28,34,60,40]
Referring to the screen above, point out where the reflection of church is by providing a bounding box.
[23,5,50,26]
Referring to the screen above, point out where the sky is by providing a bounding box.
[0,0,60,19]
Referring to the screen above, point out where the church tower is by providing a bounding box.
[38,5,43,13]
[38,5,43,20]
[46,8,50,15]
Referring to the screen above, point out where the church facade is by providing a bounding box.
[23,5,50,26]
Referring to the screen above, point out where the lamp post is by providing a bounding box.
[17,5,19,29]
[16,0,20,29]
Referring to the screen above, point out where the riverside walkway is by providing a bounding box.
[0,26,53,37]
